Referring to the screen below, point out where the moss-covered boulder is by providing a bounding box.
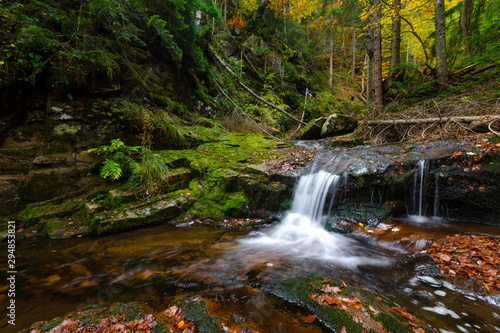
[321,114,358,138]
[271,275,434,333]
[297,117,327,140]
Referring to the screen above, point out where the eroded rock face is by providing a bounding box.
[309,139,500,225]
[0,176,20,215]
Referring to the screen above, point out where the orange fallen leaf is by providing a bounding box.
[303,315,316,324]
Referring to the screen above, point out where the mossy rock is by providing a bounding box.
[174,296,225,333]
[20,302,169,333]
[296,118,327,140]
[321,114,358,138]
[271,276,433,333]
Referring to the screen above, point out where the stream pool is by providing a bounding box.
[1,217,500,333]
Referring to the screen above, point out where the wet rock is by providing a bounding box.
[308,139,500,225]
[20,302,170,333]
[297,117,327,140]
[336,203,402,227]
[271,276,434,333]
[321,114,358,138]
[32,155,68,165]
[94,198,183,235]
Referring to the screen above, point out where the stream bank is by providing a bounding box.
[2,134,500,240]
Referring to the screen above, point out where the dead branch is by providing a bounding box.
[450,63,479,77]
[214,80,281,139]
[210,47,306,125]
[489,120,500,137]
[469,64,496,76]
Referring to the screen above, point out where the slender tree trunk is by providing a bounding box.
[460,0,474,58]
[367,0,383,116]
[329,18,334,87]
[362,52,368,93]
[390,0,401,71]
[351,25,356,80]
[367,55,371,102]
[434,0,448,82]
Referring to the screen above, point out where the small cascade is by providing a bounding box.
[412,160,428,217]
[288,171,340,226]
[239,170,387,267]
[409,159,440,220]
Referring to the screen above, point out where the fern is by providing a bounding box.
[100,159,123,181]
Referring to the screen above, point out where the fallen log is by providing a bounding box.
[450,63,479,77]
[210,47,306,126]
[360,114,500,126]
[469,64,496,76]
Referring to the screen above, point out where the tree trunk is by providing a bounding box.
[351,25,356,81]
[329,15,334,87]
[434,0,448,82]
[390,0,401,72]
[367,0,383,116]
[460,0,474,58]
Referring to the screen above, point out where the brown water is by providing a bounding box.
[1,219,500,333]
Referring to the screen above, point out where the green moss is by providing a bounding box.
[487,134,500,143]
[371,313,412,333]
[33,316,64,332]
[174,296,224,333]
[21,302,169,333]
[275,276,363,332]
[189,183,249,219]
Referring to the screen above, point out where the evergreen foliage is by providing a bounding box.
[0,0,219,97]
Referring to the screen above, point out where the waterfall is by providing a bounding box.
[239,170,387,266]
[289,171,340,226]
[413,160,427,217]
[409,159,440,220]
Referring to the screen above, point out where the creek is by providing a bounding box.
[2,140,500,333]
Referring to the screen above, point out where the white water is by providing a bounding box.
[409,159,441,222]
[239,170,388,267]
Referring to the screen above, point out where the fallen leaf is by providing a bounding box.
[303,315,316,324]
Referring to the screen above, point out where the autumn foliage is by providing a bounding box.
[226,16,247,28]
[429,234,500,292]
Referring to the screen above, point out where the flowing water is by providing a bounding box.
[2,145,500,333]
